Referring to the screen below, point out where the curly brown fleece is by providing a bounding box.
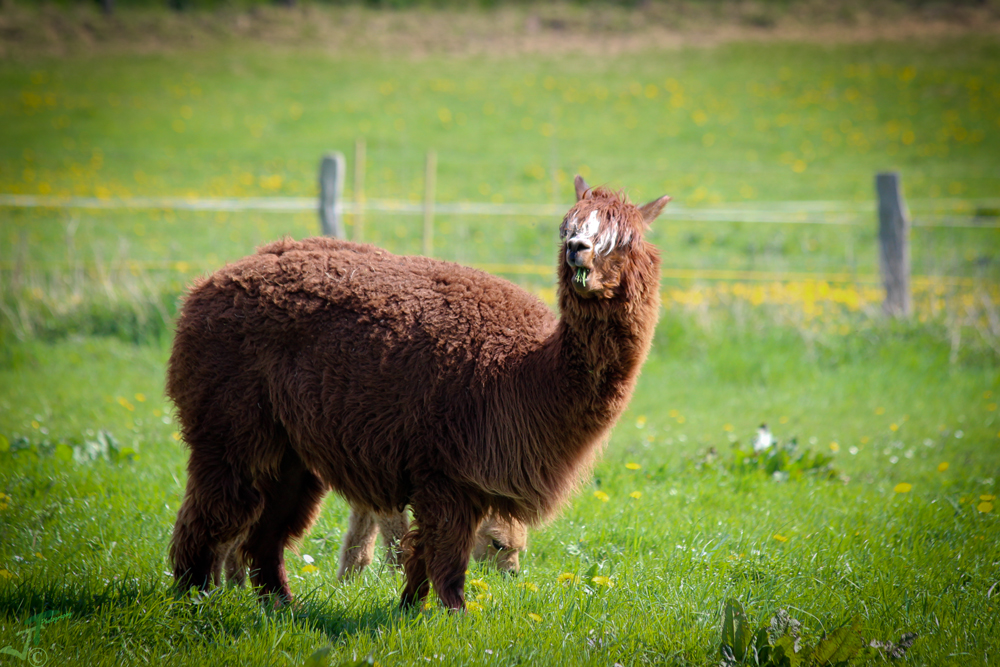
[167,177,668,610]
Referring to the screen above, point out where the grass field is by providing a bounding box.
[1,6,1000,666]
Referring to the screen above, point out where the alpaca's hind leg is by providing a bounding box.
[240,447,325,603]
[170,450,262,594]
[337,508,379,580]
[401,493,481,611]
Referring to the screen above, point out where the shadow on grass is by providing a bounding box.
[0,571,409,648]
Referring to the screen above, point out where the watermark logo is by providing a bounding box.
[0,611,70,666]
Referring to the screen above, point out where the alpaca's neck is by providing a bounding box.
[536,255,661,449]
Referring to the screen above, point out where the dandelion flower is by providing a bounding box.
[981,495,996,502]
[894,483,912,493]
[300,564,318,574]
[135,393,146,402]
[527,613,542,623]
[890,423,899,432]
[978,502,994,513]
[466,601,483,612]
[517,582,538,592]
[172,432,181,441]
[630,491,642,499]
[635,415,647,428]
[938,462,949,472]
[0,569,15,580]
[723,424,734,432]
[625,462,641,470]
[773,534,789,543]
[557,573,580,585]
[591,576,613,588]
[468,578,489,592]
[829,442,840,452]
[593,490,609,502]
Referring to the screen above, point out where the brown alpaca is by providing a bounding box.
[337,508,527,580]
[167,176,667,610]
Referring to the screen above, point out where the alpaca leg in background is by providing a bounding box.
[377,510,410,568]
[337,508,380,580]
[222,541,247,587]
[238,446,325,603]
[170,445,262,594]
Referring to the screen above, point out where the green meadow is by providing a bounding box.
[1,9,999,666]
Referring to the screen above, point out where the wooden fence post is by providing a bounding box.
[876,172,911,317]
[319,152,345,239]
[353,138,366,242]
[423,150,437,257]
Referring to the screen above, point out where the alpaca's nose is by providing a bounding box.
[566,237,593,266]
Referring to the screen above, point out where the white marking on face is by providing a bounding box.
[578,210,600,240]
[594,226,617,256]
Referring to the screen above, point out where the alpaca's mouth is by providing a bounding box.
[573,266,590,287]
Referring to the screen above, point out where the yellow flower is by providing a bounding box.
[517,582,538,592]
[135,393,146,402]
[300,564,318,574]
[894,483,912,494]
[890,423,899,432]
[860,436,870,444]
[172,432,181,441]
[557,573,580,585]
[466,601,483,612]
[635,415,647,428]
[773,534,789,543]
[118,397,135,412]
[978,502,994,513]
[938,462,949,472]
[625,462,641,470]
[591,576,613,588]
[527,612,542,623]
[829,442,840,452]
[875,407,886,415]
[723,424,734,432]
[593,490,609,502]
[0,569,15,580]
[981,495,996,501]
[467,578,489,592]
[629,491,642,499]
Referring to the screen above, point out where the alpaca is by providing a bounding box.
[167,176,667,610]
[337,508,527,580]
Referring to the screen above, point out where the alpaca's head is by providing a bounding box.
[559,176,670,300]
[471,514,528,575]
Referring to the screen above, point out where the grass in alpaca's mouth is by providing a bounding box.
[573,266,590,287]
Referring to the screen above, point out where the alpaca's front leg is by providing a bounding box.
[402,494,482,611]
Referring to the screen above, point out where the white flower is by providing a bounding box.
[753,424,774,453]
[302,554,314,564]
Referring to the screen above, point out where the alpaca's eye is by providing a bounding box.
[491,539,506,551]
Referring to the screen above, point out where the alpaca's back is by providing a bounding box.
[167,237,557,513]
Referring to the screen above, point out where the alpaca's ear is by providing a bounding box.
[639,195,671,227]
[574,175,591,201]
